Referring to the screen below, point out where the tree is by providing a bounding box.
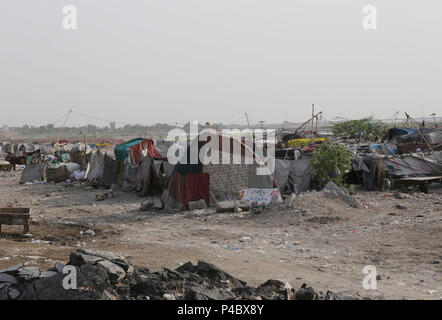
[311,143,353,187]
[332,117,387,142]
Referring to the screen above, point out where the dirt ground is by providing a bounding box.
[0,169,441,299]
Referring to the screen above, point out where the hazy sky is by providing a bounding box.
[1,1,441,127]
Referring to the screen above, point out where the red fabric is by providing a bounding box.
[129,139,165,163]
[168,172,186,204]
[183,173,210,206]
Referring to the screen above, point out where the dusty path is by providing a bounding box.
[0,169,441,299]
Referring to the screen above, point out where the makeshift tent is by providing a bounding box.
[102,154,119,188]
[20,163,46,184]
[116,138,172,193]
[386,127,416,141]
[163,134,277,209]
[0,143,12,156]
[274,158,313,193]
[114,138,164,163]
[349,152,442,190]
[86,150,105,184]
[395,128,442,145]
[120,156,174,195]
[155,139,175,158]
[369,144,398,155]
[381,154,442,178]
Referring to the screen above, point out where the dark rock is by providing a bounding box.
[8,288,20,300]
[19,272,100,300]
[68,251,83,266]
[161,268,186,281]
[70,251,104,266]
[40,271,58,278]
[0,285,10,300]
[81,254,104,265]
[324,182,362,208]
[175,261,196,274]
[0,249,338,300]
[132,273,163,297]
[0,282,11,289]
[112,258,133,274]
[183,284,234,300]
[77,249,121,262]
[395,204,407,210]
[53,262,65,273]
[196,261,246,288]
[0,273,17,284]
[0,263,24,276]
[295,285,317,300]
[232,286,257,297]
[257,279,285,296]
[17,267,40,280]
[97,260,126,284]
[79,264,109,293]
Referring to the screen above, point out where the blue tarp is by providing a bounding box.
[114,138,145,162]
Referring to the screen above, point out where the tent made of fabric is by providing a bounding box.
[274,158,313,193]
[120,156,174,195]
[395,128,442,145]
[86,150,105,184]
[163,134,276,209]
[115,138,165,163]
[114,138,144,162]
[382,154,442,178]
[387,127,416,141]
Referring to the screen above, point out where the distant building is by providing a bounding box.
[1,125,8,132]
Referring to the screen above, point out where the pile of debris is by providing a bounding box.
[0,249,335,300]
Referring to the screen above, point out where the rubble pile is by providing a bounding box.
[0,249,335,300]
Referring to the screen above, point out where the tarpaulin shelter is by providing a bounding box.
[114,138,144,162]
[369,144,398,155]
[120,155,175,195]
[86,150,105,184]
[114,138,164,163]
[349,151,442,191]
[116,138,171,193]
[0,142,12,156]
[274,158,313,194]
[386,127,416,141]
[381,154,442,178]
[395,128,442,145]
[163,134,276,209]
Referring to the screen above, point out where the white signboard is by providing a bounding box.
[238,188,280,205]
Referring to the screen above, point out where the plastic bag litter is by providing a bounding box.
[70,170,86,181]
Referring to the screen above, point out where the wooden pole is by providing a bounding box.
[311,104,315,138]
[245,112,251,130]
[54,109,72,155]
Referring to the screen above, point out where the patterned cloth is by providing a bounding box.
[203,163,249,194]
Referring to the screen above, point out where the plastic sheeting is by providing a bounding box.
[382,155,442,178]
[20,163,46,184]
[87,151,105,184]
[395,128,442,145]
[274,159,313,193]
[103,155,119,188]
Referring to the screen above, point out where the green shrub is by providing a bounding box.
[332,117,387,141]
[311,143,352,187]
